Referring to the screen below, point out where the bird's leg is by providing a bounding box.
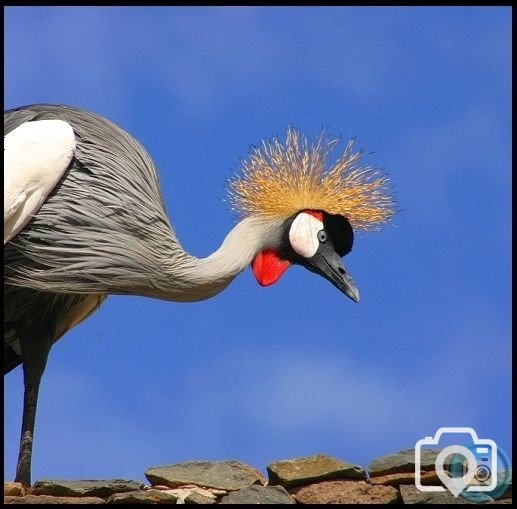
[14,330,53,488]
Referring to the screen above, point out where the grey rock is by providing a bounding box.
[106,489,179,504]
[368,449,439,477]
[292,480,400,504]
[399,485,479,504]
[145,460,266,491]
[31,478,144,497]
[267,454,365,488]
[185,490,217,504]
[220,485,294,504]
[4,495,105,504]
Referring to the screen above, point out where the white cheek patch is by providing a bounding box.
[289,212,323,258]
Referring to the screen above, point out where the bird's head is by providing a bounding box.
[250,209,359,302]
[228,128,395,303]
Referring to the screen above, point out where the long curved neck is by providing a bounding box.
[155,216,284,302]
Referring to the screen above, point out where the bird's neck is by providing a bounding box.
[156,216,284,302]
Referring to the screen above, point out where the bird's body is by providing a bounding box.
[4,104,393,487]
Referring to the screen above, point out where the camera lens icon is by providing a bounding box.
[460,451,493,484]
[475,465,491,483]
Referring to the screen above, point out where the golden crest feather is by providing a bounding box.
[228,127,395,230]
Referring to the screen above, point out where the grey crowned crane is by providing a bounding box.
[4,104,394,486]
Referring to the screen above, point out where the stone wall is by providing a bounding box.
[4,450,512,504]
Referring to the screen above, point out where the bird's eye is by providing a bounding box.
[317,230,327,243]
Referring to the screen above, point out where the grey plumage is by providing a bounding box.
[5,105,182,296]
[5,104,173,377]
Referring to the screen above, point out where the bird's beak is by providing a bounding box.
[306,244,360,303]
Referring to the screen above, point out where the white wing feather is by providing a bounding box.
[4,119,76,244]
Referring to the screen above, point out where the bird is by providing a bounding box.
[4,103,394,487]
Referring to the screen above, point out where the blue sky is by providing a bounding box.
[4,7,511,483]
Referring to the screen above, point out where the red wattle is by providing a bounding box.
[252,249,291,287]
